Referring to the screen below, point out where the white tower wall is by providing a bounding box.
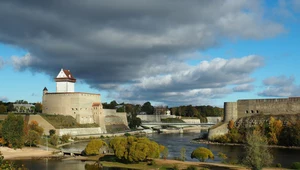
[56,82,75,92]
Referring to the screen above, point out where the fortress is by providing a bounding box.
[42,69,128,133]
[208,97,300,139]
[223,97,300,122]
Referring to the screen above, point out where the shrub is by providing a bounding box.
[49,129,56,136]
[50,135,59,146]
[61,134,71,143]
[85,139,107,155]
[187,165,197,170]
[291,162,300,169]
[218,152,227,163]
[275,163,281,168]
[191,147,214,162]
[124,132,131,137]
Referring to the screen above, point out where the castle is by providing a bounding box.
[42,69,128,133]
[208,97,300,139]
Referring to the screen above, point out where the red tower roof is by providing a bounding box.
[55,69,76,83]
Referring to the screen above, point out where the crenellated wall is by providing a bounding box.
[209,97,300,140]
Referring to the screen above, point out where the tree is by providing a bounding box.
[109,136,160,163]
[0,105,6,114]
[191,147,214,162]
[162,147,168,160]
[267,117,283,145]
[141,102,154,115]
[6,103,14,112]
[50,135,59,146]
[25,130,40,147]
[243,129,273,170]
[49,129,56,136]
[61,134,71,143]
[35,103,42,113]
[180,147,186,161]
[1,113,24,148]
[28,120,44,135]
[84,139,107,155]
[128,117,141,129]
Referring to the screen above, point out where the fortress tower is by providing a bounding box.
[55,69,76,92]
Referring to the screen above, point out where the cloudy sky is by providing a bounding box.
[0,0,300,106]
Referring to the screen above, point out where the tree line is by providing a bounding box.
[0,100,42,114]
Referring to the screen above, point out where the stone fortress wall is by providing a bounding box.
[42,69,129,135]
[209,97,300,139]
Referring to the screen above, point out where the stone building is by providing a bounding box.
[42,69,128,133]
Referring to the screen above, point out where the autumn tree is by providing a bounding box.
[24,120,44,146]
[84,139,107,155]
[109,136,161,163]
[267,117,283,145]
[1,113,24,148]
[191,147,214,162]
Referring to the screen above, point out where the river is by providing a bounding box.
[14,133,300,169]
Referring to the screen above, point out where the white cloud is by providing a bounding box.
[0,96,8,102]
[259,76,300,97]
[233,84,254,92]
[11,53,35,70]
[0,57,4,69]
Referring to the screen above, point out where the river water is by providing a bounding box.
[14,133,300,169]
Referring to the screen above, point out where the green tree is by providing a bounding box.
[50,135,59,146]
[0,105,6,114]
[35,103,42,113]
[218,152,227,163]
[141,102,154,115]
[25,130,40,147]
[243,129,273,170]
[180,147,186,161]
[6,103,14,112]
[191,147,214,162]
[128,116,141,129]
[49,129,56,136]
[84,139,107,155]
[162,147,168,160]
[61,134,71,143]
[1,113,24,148]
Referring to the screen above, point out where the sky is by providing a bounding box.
[0,0,300,107]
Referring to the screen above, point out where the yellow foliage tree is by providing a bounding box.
[84,139,107,155]
[191,147,214,162]
[268,117,283,145]
[109,136,161,163]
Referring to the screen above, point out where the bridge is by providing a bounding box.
[141,122,215,129]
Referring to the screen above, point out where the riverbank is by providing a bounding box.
[0,147,58,160]
[83,156,288,170]
[192,139,300,149]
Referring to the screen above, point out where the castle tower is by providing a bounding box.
[55,69,76,92]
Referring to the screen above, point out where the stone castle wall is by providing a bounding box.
[209,97,300,139]
[223,97,300,122]
[43,92,100,121]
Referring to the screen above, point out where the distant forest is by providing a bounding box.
[102,100,223,118]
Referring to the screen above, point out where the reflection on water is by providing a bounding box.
[15,133,300,169]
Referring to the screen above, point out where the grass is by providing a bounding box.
[161,118,185,123]
[41,114,99,128]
